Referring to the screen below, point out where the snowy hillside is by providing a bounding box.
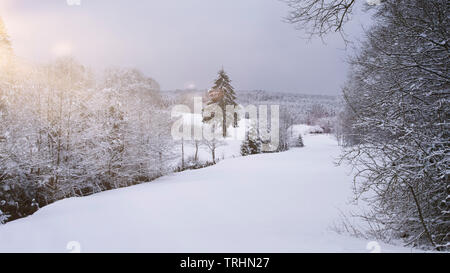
[0,134,417,253]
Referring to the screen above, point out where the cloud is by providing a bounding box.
[1,0,370,95]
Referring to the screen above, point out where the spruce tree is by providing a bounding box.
[204,68,238,137]
[248,135,261,154]
[297,134,304,147]
[240,126,261,156]
[240,136,251,156]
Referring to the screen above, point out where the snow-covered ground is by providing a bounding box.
[0,134,418,253]
[288,124,324,136]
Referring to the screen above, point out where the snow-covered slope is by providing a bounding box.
[0,135,417,253]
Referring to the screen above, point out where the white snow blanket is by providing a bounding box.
[0,134,418,252]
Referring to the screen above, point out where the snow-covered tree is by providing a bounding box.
[203,138,224,164]
[202,119,225,164]
[296,134,304,148]
[203,69,238,137]
[338,0,448,250]
[240,124,261,156]
[287,0,449,250]
[0,51,176,223]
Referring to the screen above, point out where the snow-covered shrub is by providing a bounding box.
[176,156,216,172]
[309,126,324,134]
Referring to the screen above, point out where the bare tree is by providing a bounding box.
[284,0,357,38]
[203,138,225,164]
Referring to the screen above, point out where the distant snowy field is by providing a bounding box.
[0,133,419,253]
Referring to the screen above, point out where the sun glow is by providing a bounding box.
[184,81,196,90]
[52,41,73,57]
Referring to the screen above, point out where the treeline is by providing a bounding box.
[168,89,339,133]
[171,88,333,158]
[0,50,176,222]
[237,90,338,132]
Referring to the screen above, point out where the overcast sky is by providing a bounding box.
[0,0,370,95]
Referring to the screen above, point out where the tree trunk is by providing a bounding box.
[194,141,199,162]
[181,138,185,170]
[409,185,436,248]
[222,107,227,138]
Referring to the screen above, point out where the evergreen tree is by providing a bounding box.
[240,136,251,156]
[297,134,304,147]
[204,68,238,137]
[249,135,261,154]
[240,126,261,156]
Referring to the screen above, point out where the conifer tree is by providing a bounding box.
[297,134,304,147]
[240,136,251,156]
[240,126,261,156]
[204,68,238,137]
